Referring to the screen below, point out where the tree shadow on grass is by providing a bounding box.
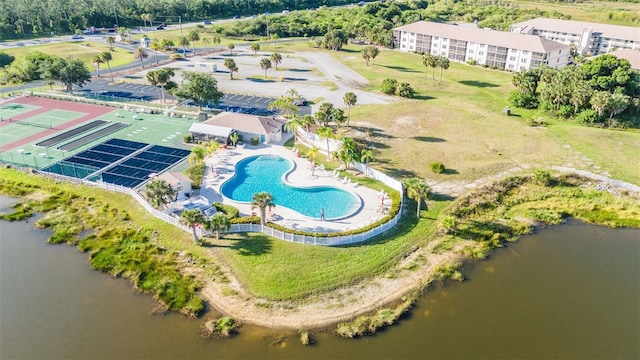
[286,68,311,72]
[228,234,273,256]
[378,64,422,73]
[443,168,459,175]
[379,166,418,179]
[459,80,499,88]
[412,94,436,101]
[412,136,446,142]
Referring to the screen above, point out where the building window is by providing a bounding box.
[508,64,514,69]
[521,58,527,63]
[510,56,516,61]
[434,37,439,40]
[522,50,529,55]
[441,51,446,55]
[478,51,484,55]
[442,45,447,49]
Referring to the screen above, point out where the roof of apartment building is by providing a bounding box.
[394,21,568,53]
[604,49,640,70]
[510,18,640,42]
[204,112,286,135]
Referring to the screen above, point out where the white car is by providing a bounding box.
[293,97,306,106]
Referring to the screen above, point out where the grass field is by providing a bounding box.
[1,41,135,69]
[504,0,640,26]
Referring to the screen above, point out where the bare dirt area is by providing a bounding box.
[199,240,463,330]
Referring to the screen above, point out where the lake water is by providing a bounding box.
[1,195,638,359]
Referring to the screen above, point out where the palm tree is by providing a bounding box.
[180,209,205,243]
[283,115,302,142]
[160,38,175,51]
[260,58,272,78]
[144,179,175,209]
[343,92,357,127]
[205,140,220,155]
[270,52,282,70]
[100,52,114,82]
[300,114,314,133]
[307,147,320,176]
[146,68,175,104]
[427,54,438,80]
[229,132,240,147]
[251,192,275,226]
[404,177,432,218]
[227,42,235,55]
[189,145,207,165]
[437,56,450,82]
[149,40,163,65]
[212,35,221,48]
[204,213,231,240]
[92,55,104,77]
[105,36,115,51]
[315,126,334,160]
[201,37,210,51]
[224,58,238,79]
[251,43,260,55]
[360,149,375,175]
[134,47,148,68]
[337,137,357,170]
[188,29,200,55]
[178,36,190,57]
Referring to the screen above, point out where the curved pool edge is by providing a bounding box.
[219,154,363,222]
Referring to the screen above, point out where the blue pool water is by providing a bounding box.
[220,155,360,219]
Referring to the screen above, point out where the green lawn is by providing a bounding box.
[210,200,448,300]
[2,41,135,69]
[503,0,640,26]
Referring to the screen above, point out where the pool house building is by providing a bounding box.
[201,112,287,144]
[393,21,570,71]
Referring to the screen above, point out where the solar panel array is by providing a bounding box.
[41,138,191,188]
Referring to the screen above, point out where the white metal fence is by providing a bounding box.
[31,138,405,246]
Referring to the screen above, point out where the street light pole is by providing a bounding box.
[179,16,183,37]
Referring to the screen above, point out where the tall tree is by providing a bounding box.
[270,52,282,70]
[149,40,163,65]
[337,137,357,169]
[178,36,190,57]
[427,54,438,80]
[251,43,260,55]
[227,43,235,55]
[161,39,175,51]
[46,57,91,92]
[105,36,115,51]
[204,213,231,240]
[251,192,275,226]
[180,209,205,243]
[404,177,432,217]
[284,115,303,143]
[201,37,210,51]
[437,56,450,82]
[260,58,272,78]
[422,53,431,78]
[173,71,224,110]
[189,145,207,165]
[188,29,200,55]
[146,67,175,104]
[590,91,611,117]
[314,102,334,126]
[268,91,298,118]
[100,52,114,82]
[134,47,148,68]
[92,54,104,77]
[315,126,335,160]
[343,92,357,127]
[360,149,375,175]
[224,58,238,79]
[307,147,320,176]
[144,179,175,209]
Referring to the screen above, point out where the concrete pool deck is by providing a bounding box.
[196,141,391,233]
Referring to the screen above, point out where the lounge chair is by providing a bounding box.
[342,176,349,184]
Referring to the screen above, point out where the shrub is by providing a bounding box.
[508,90,539,109]
[183,134,192,143]
[185,164,206,189]
[558,104,574,119]
[533,169,552,186]
[467,59,477,66]
[213,202,240,219]
[575,109,600,124]
[430,162,445,174]
[250,137,260,145]
[170,54,183,60]
[397,82,414,98]
[380,78,398,95]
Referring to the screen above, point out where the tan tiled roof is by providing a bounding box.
[511,18,640,42]
[602,49,640,70]
[204,112,286,135]
[394,21,569,53]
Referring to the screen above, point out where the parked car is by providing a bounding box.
[282,9,290,14]
[71,35,83,39]
[233,15,240,19]
[156,25,165,30]
[203,20,212,25]
[293,97,306,106]
[358,1,366,6]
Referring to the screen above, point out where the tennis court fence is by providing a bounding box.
[0,117,53,129]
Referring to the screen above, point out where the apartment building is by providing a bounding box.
[393,21,570,71]
[510,18,640,56]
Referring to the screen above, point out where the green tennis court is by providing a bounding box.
[0,103,40,118]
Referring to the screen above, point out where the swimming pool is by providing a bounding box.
[220,155,360,219]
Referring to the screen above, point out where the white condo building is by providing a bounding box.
[510,18,640,56]
[393,21,570,71]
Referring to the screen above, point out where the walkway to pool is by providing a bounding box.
[196,140,391,233]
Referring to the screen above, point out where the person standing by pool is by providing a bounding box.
[320,208,325,221]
